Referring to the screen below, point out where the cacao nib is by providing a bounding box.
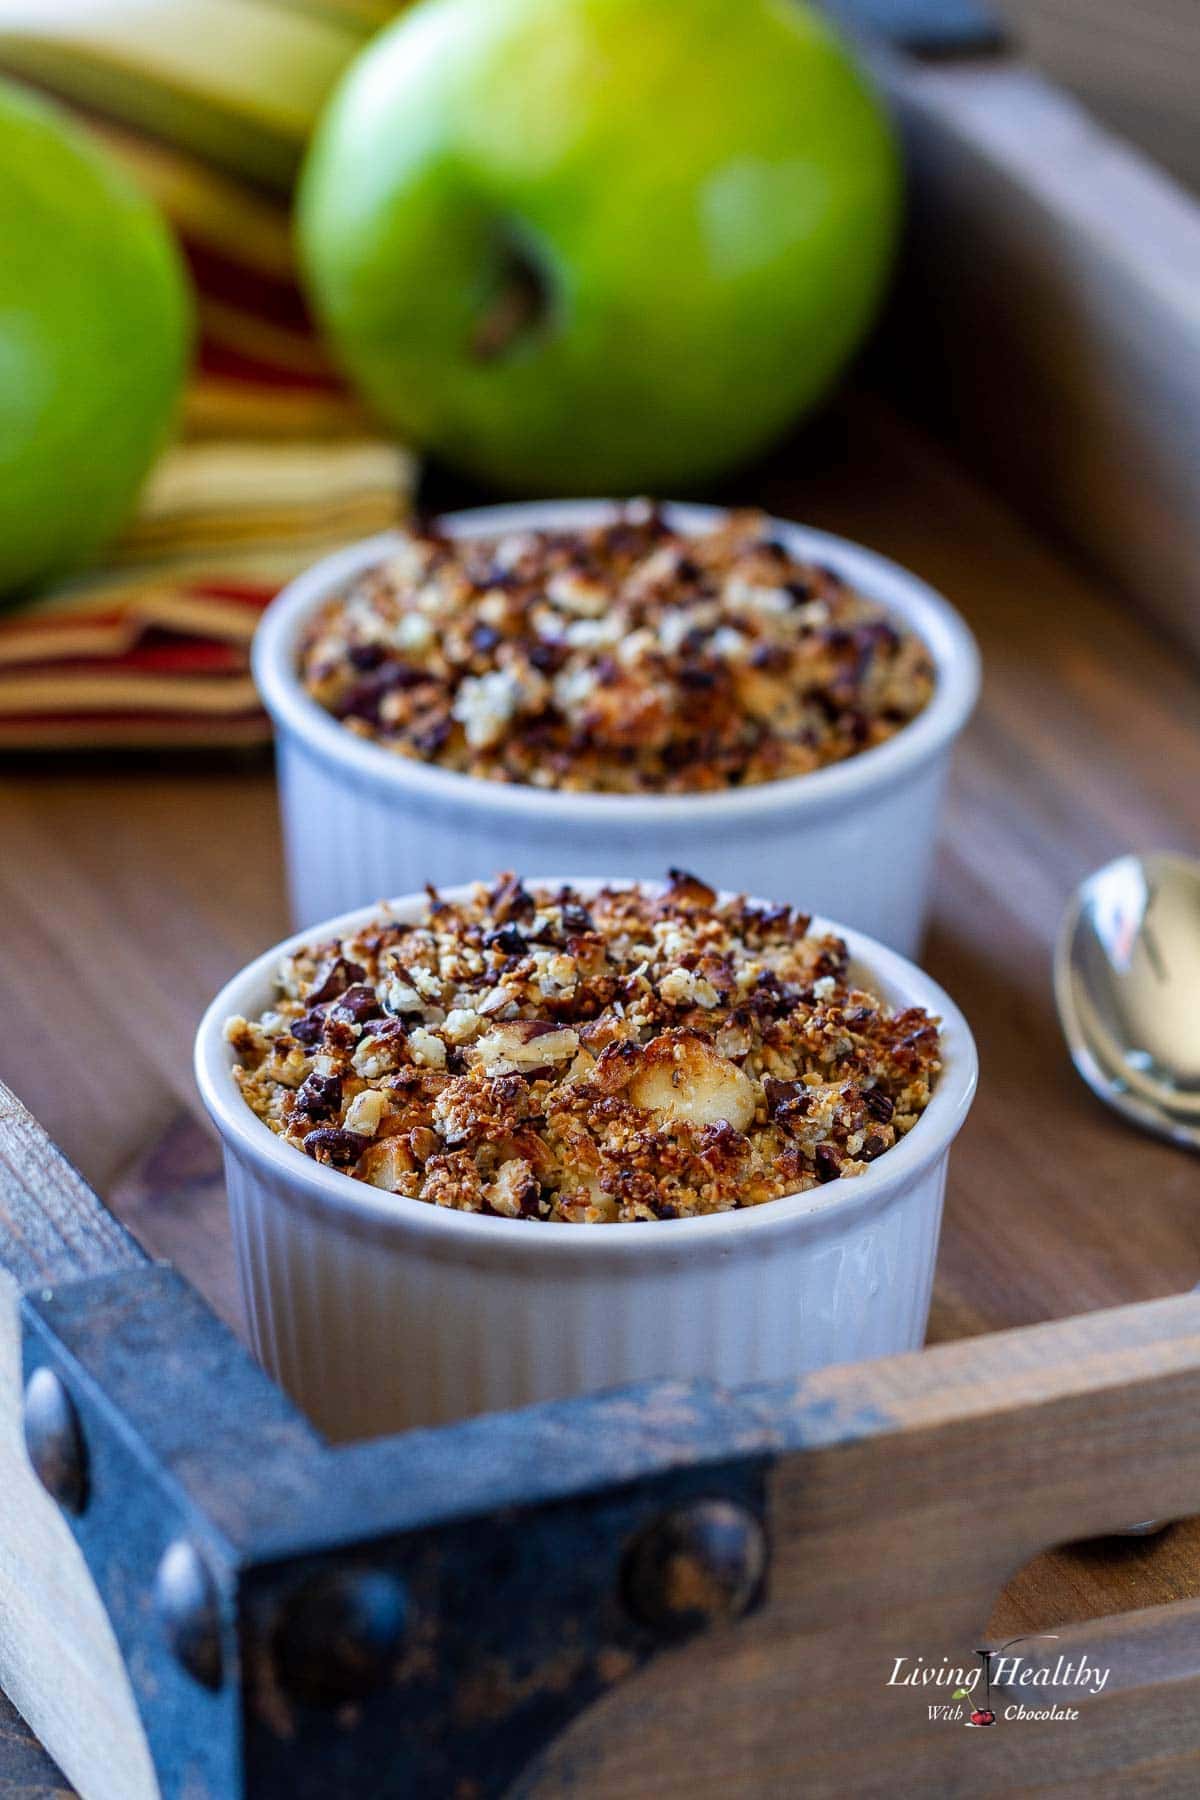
[308,957,367,1004]
[898,1023,939,1050]
[699,1119,743,1156]
[332,680,384,725]
[294,1072,342,1120]
[378,660,429,692]
[748,968,790,1016]
[347,642,385,671]
[746,903,792,936]
[527,640,567,674]
[302,1126,366,1165]
[665,868,716,908]
[411,717,453,756]
[764,1078,811,1117]
[331,984,382,1026]
[486,926,528,956]
[814,1144,843,1183]
[290,1007,328,1046]
[864,1089,894,1123]
[490,872,535,922]
[859,620,900,654]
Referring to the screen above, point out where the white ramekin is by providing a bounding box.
[253,502,980,955]
[195,880,977,1443]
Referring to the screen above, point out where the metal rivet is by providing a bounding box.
[623,1498,767,1634]
[274,1568,409,1707]
[23,1367,88,1514]
[156,1540,224,1691]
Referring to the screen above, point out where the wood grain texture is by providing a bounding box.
[107,1110,241,1333]
[0,757,287,1187]
[0,1099,156,1800]
[525,1295,1200,1798]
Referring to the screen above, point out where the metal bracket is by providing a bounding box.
[22,1265,772,1799]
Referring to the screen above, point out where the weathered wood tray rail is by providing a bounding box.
[5,1077,1200,1798]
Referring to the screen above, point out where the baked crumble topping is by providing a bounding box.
[299,506,935,794]
[225,873,941,1223]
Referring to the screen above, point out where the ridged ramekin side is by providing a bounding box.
[225,1136,949,1442]
[277,725,952,955]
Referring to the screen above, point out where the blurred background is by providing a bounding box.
[997,0,1198,193]
[0,0,1195,754]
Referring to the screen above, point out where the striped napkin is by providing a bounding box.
[0,101,415,750]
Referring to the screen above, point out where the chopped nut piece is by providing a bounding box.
[443,1007,483,1043]
[344,1089,385,1136]
[307,957,367,1005]
[485,1157,541,1218]
[408,1027,447,1068]
[361,1136,416,1192]
[302,1127,368,1166]
[294,1071,342,1120]
[665,868,717,909]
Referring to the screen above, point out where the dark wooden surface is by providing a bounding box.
[0,1077,143,1291]
[1,393,1199,1791]
[11,1045,1200,1800]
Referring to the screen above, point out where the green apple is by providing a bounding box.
[298,0,900,493]
[0,79,191,598]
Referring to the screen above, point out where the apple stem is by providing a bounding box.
[471,244,549,361]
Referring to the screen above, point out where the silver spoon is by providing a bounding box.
[1056,850,1200,1534]
[1055,850,1200,1152]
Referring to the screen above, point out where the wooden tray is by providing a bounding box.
[3,34,1200,1795]
[8,1078,1200,1800]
